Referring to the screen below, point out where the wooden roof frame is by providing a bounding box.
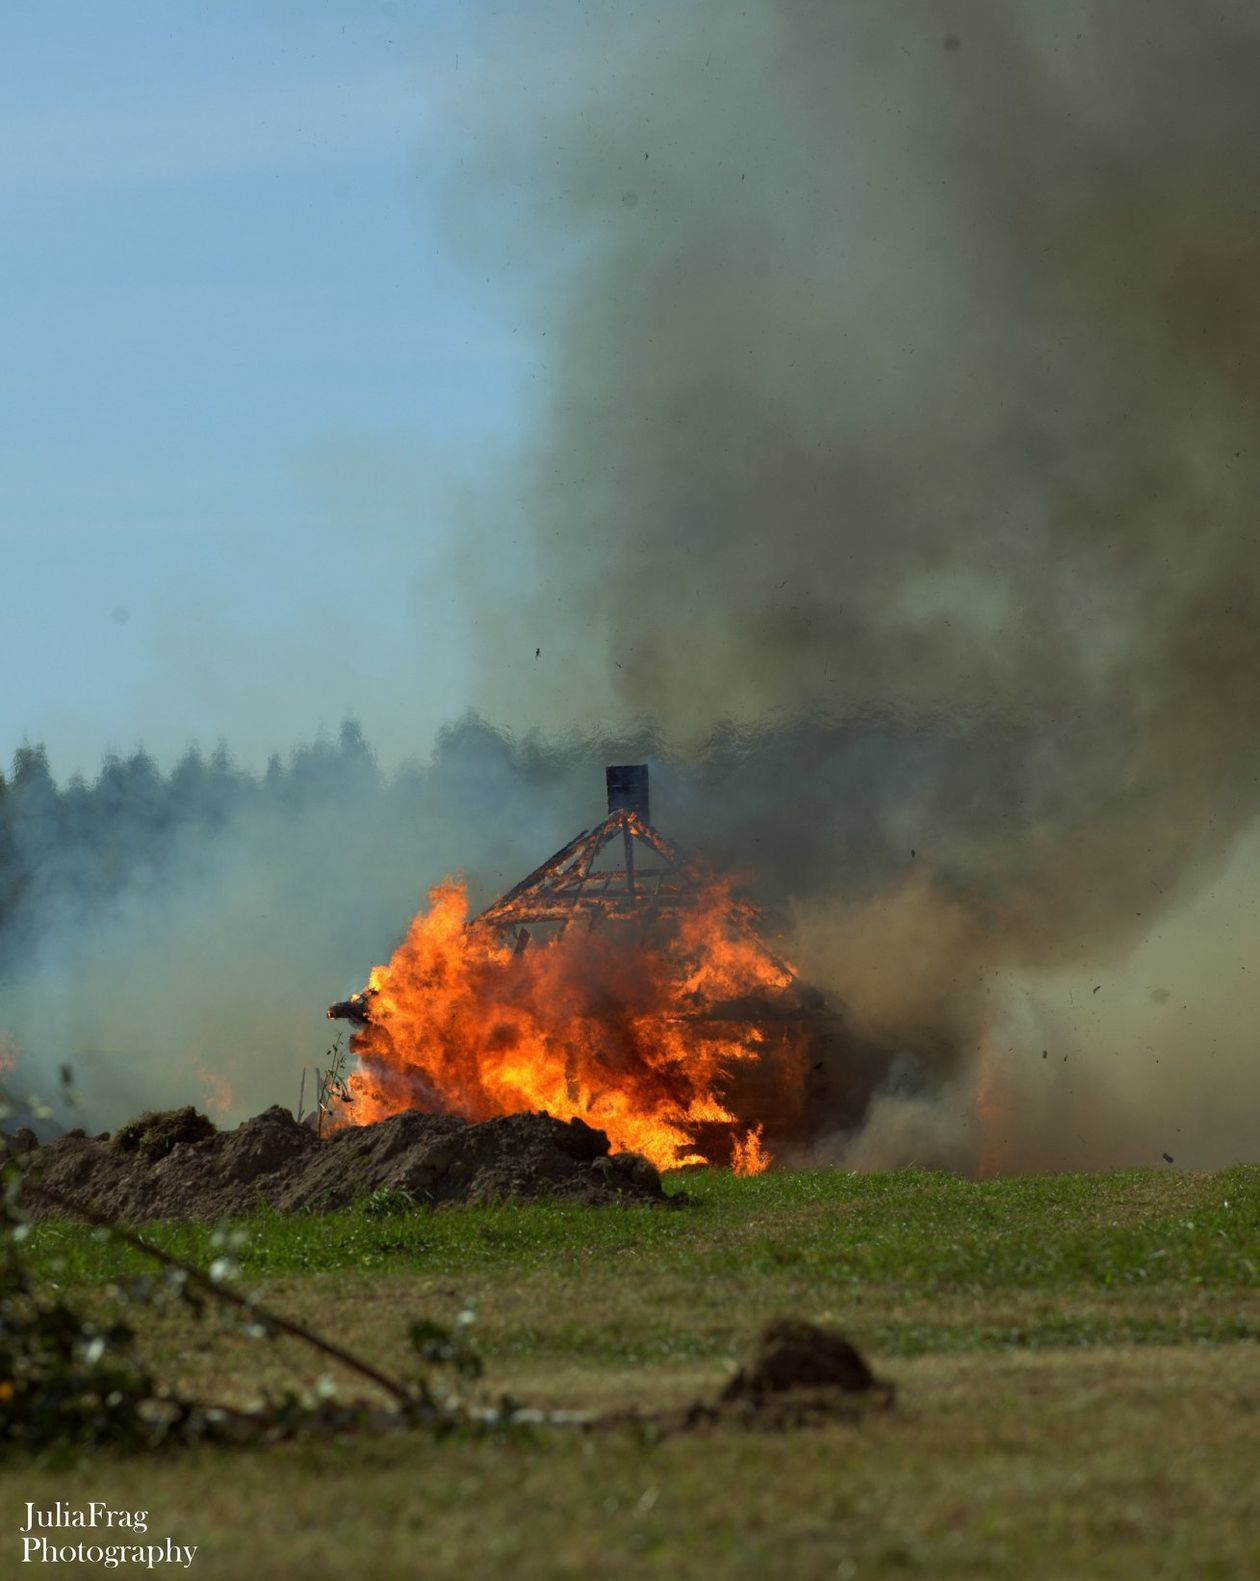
[473,808,699,935]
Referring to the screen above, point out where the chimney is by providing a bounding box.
[606,764,650,823]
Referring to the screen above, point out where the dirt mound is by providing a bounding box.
[680,1318,894,1429]
[721,1317,884,1400]
[18,1106,673,1222]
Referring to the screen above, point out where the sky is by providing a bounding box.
[1,0,536,778]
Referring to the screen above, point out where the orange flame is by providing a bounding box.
[195,1061,239,1120]
[731,1123,769,1176]
[342,877,809,1171]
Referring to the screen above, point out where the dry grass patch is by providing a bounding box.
[3,1344,1258,1580]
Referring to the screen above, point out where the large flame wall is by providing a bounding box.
[343,878,811,1171]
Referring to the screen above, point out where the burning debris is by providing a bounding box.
[329,767,896,1171]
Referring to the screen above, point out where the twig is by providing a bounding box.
[25,1179,422,1411]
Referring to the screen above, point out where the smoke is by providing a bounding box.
[815,1082,978,1176]
[410,0,1260,1168]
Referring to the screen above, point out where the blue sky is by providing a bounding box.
[1,0,539,776]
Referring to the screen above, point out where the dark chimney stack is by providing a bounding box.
[606,764,650,823]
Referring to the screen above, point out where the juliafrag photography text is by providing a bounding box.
[18,1502,197,1568]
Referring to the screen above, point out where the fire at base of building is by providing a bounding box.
[327,766,901,1173]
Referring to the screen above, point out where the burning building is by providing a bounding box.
[328,766,894,1171]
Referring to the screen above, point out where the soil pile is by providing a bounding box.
[13,1105,673,1221]
[721,1317,884,1401]
[684,1318,895,1429]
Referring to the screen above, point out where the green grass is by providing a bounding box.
[25,1163,1260,1292]
[8,1166,1260,1579]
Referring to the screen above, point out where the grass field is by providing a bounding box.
[5,1166,1260,1579]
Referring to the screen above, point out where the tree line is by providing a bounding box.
[0,717,552,975]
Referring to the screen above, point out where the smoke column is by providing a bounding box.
[432,1,1260,1167]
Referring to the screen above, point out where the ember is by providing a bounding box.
[328,766,873,1171]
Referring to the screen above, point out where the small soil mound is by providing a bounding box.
[682,1318,894,1429]
[721,1317,882,1400]
[20,1106,674,1222]
[113,1106,217,1160]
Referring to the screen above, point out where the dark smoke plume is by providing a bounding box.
[434,1,1260,1166]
